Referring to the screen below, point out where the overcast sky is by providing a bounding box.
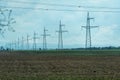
[0,0,120,49]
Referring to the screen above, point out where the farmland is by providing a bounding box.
[0,50,120,80]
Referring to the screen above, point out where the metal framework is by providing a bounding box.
[26,34,30,50]
[56,20,67,50]
[41,27,50,50]
[33,32,39,50]
[17,38,20,50]
[33,32,37,50]
[21,36,24,50]
[82,12,98,49]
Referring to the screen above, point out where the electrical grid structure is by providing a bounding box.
[1,0,120,13]
[33,32,40,50]
[1,1,120,50]
[33,32,37,50]
[14,40,17,50]
[8,42,11,50]
[1,0,120,14]
[82,12,99,49]
[21,36,24,50]
[26,34,30,50]
[41,27,50,50]
[17,37,20,50]
[56,20,68,50]
[6,33,39,51]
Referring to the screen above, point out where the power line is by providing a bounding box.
[1,0,120,10]
[0,6,120,13]
[1,0,78,7]
[81,6,120,10]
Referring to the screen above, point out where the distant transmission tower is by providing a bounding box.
[21,36,24,50]
[82,12,98,49]
[8,43,12,50]
[33,32,39,50]
[17,38,20,50]
[14,41,17,50]
[56,20,67,50]
[11,41,14,50]
[27,34,30,50]
[41,27,50,50]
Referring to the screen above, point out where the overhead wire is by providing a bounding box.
[0,6,120,13]
[0,0,120,13]
[0,0,79,7]
[1,0,120,10]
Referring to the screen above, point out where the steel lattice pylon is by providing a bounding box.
[41,27,50,50]
[56,20,67,50]
[82,12,98,49]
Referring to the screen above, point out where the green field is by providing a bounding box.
[0,50,120,80]
[5,49,120,55]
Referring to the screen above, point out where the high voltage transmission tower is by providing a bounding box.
[17,37,20,50]
[5,42,11,50]
[26,34,30,50]
[33,32,37,50]
[14,40,17,50]
[82,12,98,49]
[21,36,24,50]
[56,20,67,50]
[11,41,14,50]
[33,32,39,50]
[41,27,50,50]
[9,43,12,50]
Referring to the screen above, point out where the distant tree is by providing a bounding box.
[0,9,15,49]
[0,9,15,36]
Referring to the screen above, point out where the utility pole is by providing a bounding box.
[27,34,30,50]
[56,20,67,50]
[41,27,50,50]
[82,12,98,49]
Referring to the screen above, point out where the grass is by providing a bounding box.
[7,50,120,56]
[0,50,120,80]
